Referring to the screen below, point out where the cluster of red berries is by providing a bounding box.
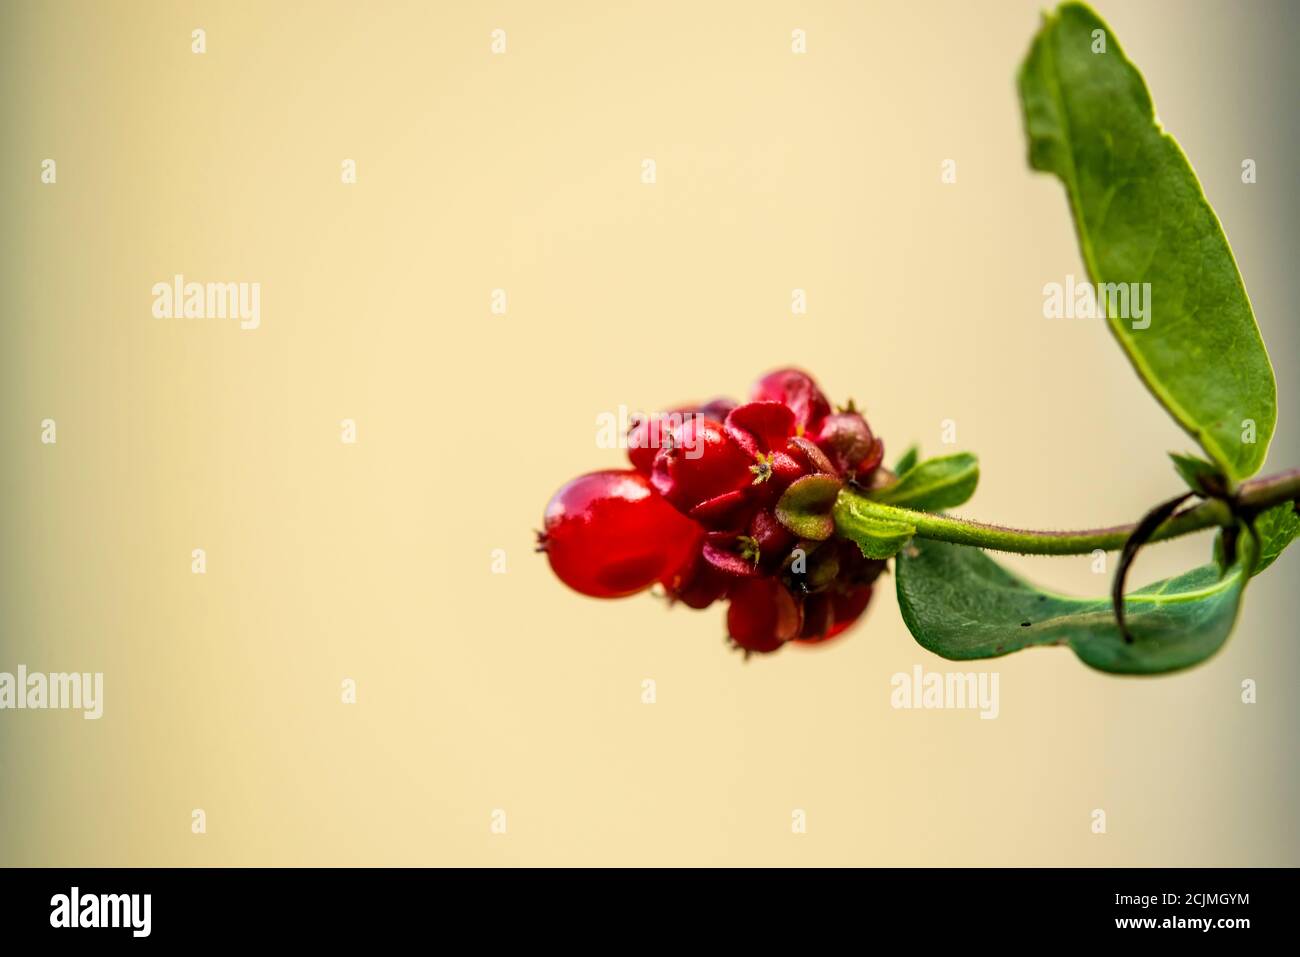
[540,369,887,655]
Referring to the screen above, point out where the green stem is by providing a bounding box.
[844,467,1300,556]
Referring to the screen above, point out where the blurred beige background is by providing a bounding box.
[2,0,1296,865]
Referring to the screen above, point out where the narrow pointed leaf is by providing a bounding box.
[1214,502,1299,577]
[868,453,979,512]
[1168,452,1228,499]
[1252,503,1299,574]
[1019,2,1276,480]
[893,445,920,477]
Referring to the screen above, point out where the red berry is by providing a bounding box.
[788,435,838,475]
[626,413,674,473]
[798,593,836,640]
[691,398,740,422]
[724,401,796,456]
[828,586,874,637]
[650,417,753,519]
[834,539,888,586]
[702,531,764,578]
[796,585,874,644]
[746,509,795,569]
[750,368,832,432]
[628,401,740,474]
[726,578,803,653]
[687,488,752,529]
[541,470,702,598]
[811,411,883,481]
[723,400,820,506]
[662,550,731,609]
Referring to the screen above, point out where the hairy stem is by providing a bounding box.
[846,467,1300,556]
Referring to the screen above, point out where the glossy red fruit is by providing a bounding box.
[650,418,753,519]
[626,413,675,473]
[811,411,883,481]
[833,539,888,588]
[726,578,803,653]
[724,401,796,456]
[798,593,837,640]
[723,401,808,500]
[544,368,889,660]
[692,398,740,422]
[750,368,832,432]
[796,585,874,644]
[662,550,731,609]
[627,401,740,474]
[541,470,702,598]
[744,509,795,574]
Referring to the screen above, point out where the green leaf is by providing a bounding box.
[1252,503,1300,574]
[895,536,1252,675]
[774,474,842,541]
[1215,503,1299,577]
[868,453,979,512]
[1168,452,1227,498]
[893,445,920,477]
[832,492,916,559]
[1019,2,1276,481]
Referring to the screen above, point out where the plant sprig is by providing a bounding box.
[820,2,1298,675]
[836,466,1300,558]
